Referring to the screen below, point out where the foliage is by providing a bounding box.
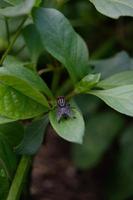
[0,0,132,199]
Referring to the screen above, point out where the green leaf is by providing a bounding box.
[0,121,24,147]
[0,115,15,124]
[23,24,44,64]
[0,169,9,200]
[91,51,133,79]
[4,0,22,5]
[106,125,133,200]
[33,8,89,83]
[0,83,47,120]
[0,0,36,17]
[49,107,85,144]
[0,65,50,107]
[0,0,11,8]
[89,0,133,19]
[72,112,124,169]
[0,65,52,120]
[16,116,48,155]
[97,71,133,89]
[89,85,133,117]
[4,63,53,99]
[75,94,101,116]
[3,55,26,68]
[0,135,17,178]
[75,73,100,93]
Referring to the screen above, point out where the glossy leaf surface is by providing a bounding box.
[49,107,85,144]
[33,8,89,83]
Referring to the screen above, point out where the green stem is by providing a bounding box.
[91,37,116,59]
[5,17,10,45]
[0,16,27,66]
[66,90,77,100]
[6,155,32,200]
[56,79,73,96]
[51,70,61,93]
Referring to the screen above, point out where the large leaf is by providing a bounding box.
[90,51,133,79]
[16,116,48,155]
[4,0,22,5]
[33,8,89,83]
[0,83,47,119]
[3,55,26,68]
[106,125,133,200]
[89,85,133,117]
[0,0,10,8]
[98,71,133,89]
[49,107,85,144]
[0,65,50,107]
[0,63,51,119]
[75,94,101,116]
[72,112,124,169]
[0,135,17,178]
[0,115,15,124]
[2,64,52,99]
[23,24,44,64]
[89,0,133,19]
[0,0,36,17]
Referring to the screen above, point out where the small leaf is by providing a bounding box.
[97,71,133,89]
[72,112,124,169]
[75,73,100,93]
[89,0,133,19]
[23,24,44,64]
[91,51,133,79]
[16,116,48,155]
[0,0,36,17]
[33,8,90,83]
[89,85,133,117]
[49,107,85,144]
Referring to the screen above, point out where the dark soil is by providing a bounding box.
[30,126,104,200]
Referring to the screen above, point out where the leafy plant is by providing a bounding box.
[0,0,133,199]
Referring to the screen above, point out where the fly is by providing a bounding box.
[56,96,74,122]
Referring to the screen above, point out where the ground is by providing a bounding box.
[30,126,104,200]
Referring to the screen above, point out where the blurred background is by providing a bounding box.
[1,0,133,200]
[30,1,133,200]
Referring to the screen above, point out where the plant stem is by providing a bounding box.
[7,155,32,200]
[91,37,116,59]
[66,90,77,100]
[0,16,27,66]
[51,70,61,93]
[5,17,10,45]
[56,79,73,96]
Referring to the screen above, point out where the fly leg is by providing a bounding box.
[57,108,63,123]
